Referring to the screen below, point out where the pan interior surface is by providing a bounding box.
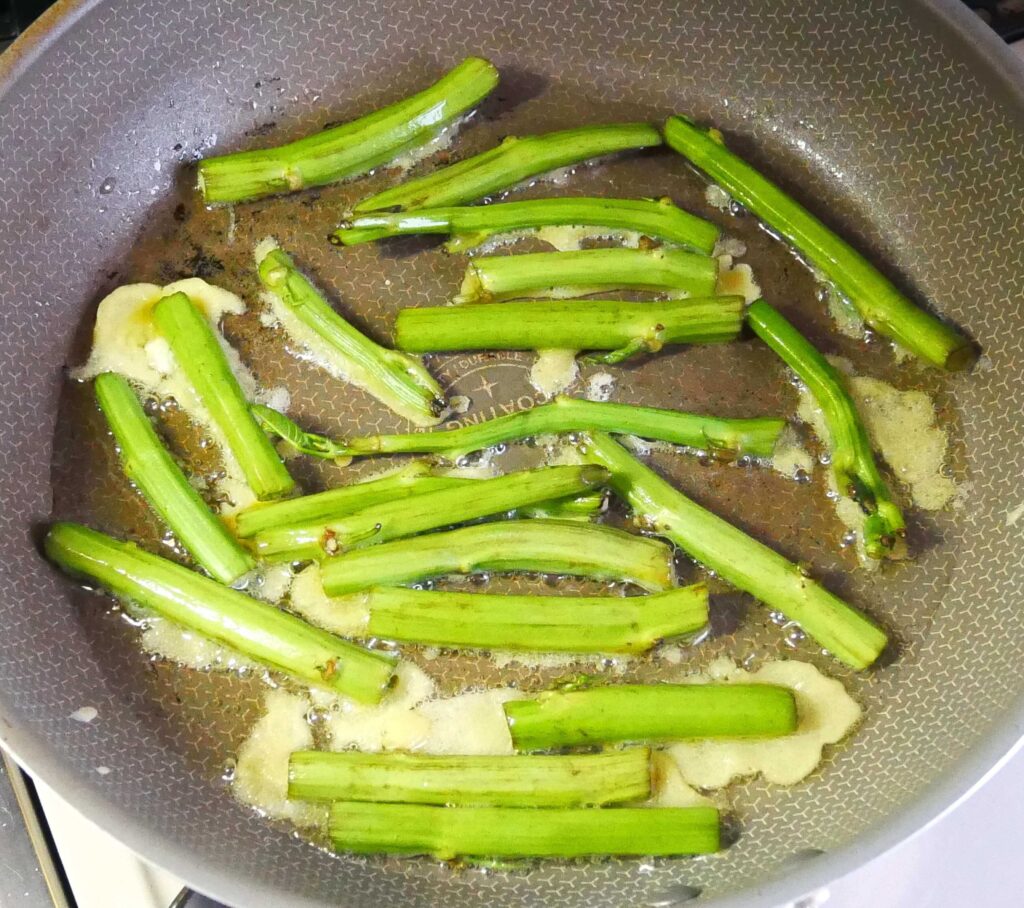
[1,1,1023,906]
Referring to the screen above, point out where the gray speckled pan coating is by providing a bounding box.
[1,1,1024,906]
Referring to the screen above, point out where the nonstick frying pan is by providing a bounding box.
[1,1,1024,905]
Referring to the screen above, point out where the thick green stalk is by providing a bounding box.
[252,464,609,561]
[236,462,435,537]
[44,523,396,703]
[397,296,742,361]
[257,244,446,427]
[747,300,906,559]
[454,247,718,304]
[253,396,785,461]
[237,465,602,537]
[357,583,708,652]
[505,683,798,750]
[663,115,975,370]
[580,432,888,669]
[320,519,675,596]
[290,748,652,806]
[333,196,719,254]
[152,292,294,499]
[94,373,254,584]
[198,57,499,203]
[353,123,663,213]
[329,802,720,858]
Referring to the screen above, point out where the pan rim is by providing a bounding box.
[1,0,1022,905]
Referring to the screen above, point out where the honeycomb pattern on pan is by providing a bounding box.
[0,0,1023,905]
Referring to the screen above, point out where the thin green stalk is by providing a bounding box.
[237,465,602,537]
[329,802,720,858]
[152,292,294,500]
[454,247,718,303]
[94,373,254,584]
[320,519,675,596]
[353,123,663,213]
[504,683,798,750]
[747,300,906,559]
[355,583,707,652]
[663,115,975,370]
[252,464,609,561]
[397,296,742,361]
[333,196,719,254]
[580,432,888,669]
[45,523,396,703]
[257,243,446,427]
[198,57,499,203]
[252,396,786,461]
[289,747,652,806]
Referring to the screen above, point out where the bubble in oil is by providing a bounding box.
[221,757,237,782]
[784,625,807,648]
[305,706,331,725]
[98,177,116,194]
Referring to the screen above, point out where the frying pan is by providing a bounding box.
[2,0,1024,905]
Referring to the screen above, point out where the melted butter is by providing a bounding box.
[458,225,642,255]
[796,363,955,515]
[322,662,438,751]
[847,375,956,510]
[704,184,732,212]
[387,113,471,174]
[137,561,296,670]
[74,278,245,389]
[326,673,525,756]
[72,278,275,513]
[412,689,526,755]
[233,688,326,826]
[770,425,814,480]
[666,657,861,787]
[618,434,693,459]
[715,254,761,303]
[713,237,746,258]
[530,349,579,399]
[540,441,585,467]
[646,751,713,808]
[489,651,632,672]
[288,564,370,636]
[240,562,295,603]
[140,616,257,672]
[534,225,642,252]
[584,371,616,402]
